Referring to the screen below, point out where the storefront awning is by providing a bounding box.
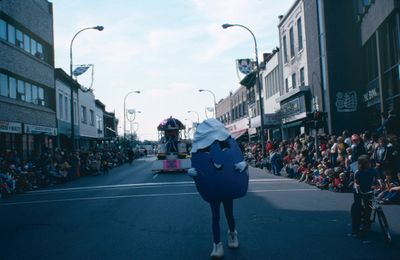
[231,129,248,139]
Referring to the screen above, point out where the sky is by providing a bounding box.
[52,0,294,141]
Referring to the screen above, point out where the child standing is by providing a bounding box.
[351,155,377,236]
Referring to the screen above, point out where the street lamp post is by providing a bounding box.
[123,91,141,141]
[198,89,217,118]
[69,25,104,152]
[222,23,266,157]
[187,110,200,123]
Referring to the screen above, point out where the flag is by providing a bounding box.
[236,58,253,75]
[73,65,90,76]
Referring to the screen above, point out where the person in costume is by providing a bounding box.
[188,119,248,258]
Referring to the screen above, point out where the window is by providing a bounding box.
[17,80,25,101]
[23,34,30,53]
[36,42,43,59]
[9,77,16,99]
[30,38,37,56]
[64,96,68,121]
[7,24,15,44]
[81,106,87,123]
[289,27,295,58]
[74,101,78,124]
[297,18,303,51]
[283,35,288,63]
[292,73,296,89]
[300,67,305,86]
[90,110,94,126]
[25,83,32,102]
[0,73,8,97]
[38,87,44,105]
[285,78,289,93]
[59,94,63,119]
[16,29,23,48]
[0,19,6,40]
[96,115,103,130]
[32,84,38,104]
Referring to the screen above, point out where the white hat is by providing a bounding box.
[191,118,231,153]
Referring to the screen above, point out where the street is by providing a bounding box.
[1,157,399,260]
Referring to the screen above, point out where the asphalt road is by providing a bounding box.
[1,156,399,260]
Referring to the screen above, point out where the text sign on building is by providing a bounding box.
[335,91,357,112]
[0,121,22,134]
[24,124,57,136]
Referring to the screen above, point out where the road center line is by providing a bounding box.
[0,188,317,206]
[27,178,296,194]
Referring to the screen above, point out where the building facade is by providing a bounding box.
[0,0,56,159]
[216,86,249,140]
[78,88,98,150]
[260,50,283,140]
[357,0,400,131]
[55,68,79,150]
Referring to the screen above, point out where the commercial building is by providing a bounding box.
[278,0,362,138]
[356,0,400,131]
[55,68,79,150]
[216,86,249,140]
[259,50,283,140]
[0,0,56,159]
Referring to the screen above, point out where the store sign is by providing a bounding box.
[0,121,22,134]
[226,118,249,132]
[281,98,301,116]
[363,88,379,102]
[335,91,357,112]
[24,124,57,136]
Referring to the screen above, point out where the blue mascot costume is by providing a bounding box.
[188,119,248,258]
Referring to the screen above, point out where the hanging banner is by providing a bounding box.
[236,59,254,75]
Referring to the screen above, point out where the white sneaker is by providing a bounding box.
[210,242,224,258]
[227,230,239,248]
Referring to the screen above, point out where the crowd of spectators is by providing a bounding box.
[243,114,400,205]
[0,147,141,198]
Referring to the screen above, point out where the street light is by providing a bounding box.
[187,110,200,123]
[222,23,266,157]
[69,25,104,151]
[198,89,217,118]
[123,91,141,140]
